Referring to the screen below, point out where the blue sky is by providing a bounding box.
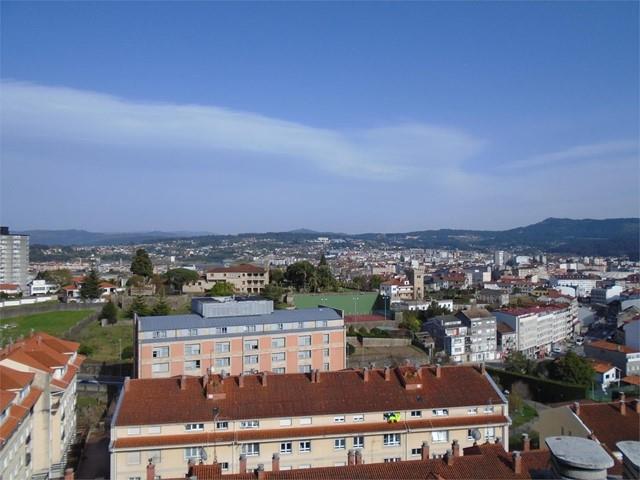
[1,2,638,233]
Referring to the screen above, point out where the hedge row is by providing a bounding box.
[487,367,587,403]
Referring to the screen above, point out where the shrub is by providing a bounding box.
[121,345,134,360]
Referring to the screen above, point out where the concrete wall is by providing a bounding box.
[360,337,411,347]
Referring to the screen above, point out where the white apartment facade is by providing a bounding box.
[0,227,29,288]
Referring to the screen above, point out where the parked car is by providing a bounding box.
[575,336,584,346]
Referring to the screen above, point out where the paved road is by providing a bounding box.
[75,429,110,480]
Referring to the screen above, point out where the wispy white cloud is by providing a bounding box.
[506,140,639,170]
[0,80,485,181]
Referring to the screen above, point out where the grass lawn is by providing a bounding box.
[0,310,94,345]
[511,403,538,428]
[71,320,134,363]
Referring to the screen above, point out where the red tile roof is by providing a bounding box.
[0,387,43,444]
[621,375,640,386]
[0,365,34,391]
[587,340,638,354]
[188,444,552,480]
[576,401,640,452]
[0,391,15,413]
[114,365,504,427]
[207,264,265,274]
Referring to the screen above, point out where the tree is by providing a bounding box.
[80,269,101,300]
[166,268,199,292]
[269,268,285,286]
[399,311,422,332]
[369,275,382,290]
[425,301,451,319]
[130,248,153,278]
[549,351,594,385]
[505,351,534,375]
[319,254,328,266]
[208,281,235,297]
[127,296,150,318]
[316,265,337,292]
[284,261,317,291]
[37,269,72,287]
[262,284,284,303]
[101,301,118,324]
[151,297,171,316]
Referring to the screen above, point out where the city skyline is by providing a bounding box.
[1,2,639,233]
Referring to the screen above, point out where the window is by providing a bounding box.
[432,409,449,416]
[272,352,286,362]
[280,442,292,454]
[484,406,495,413]
[241,443,260,456]
[298,322,304,329]
[485,427,495,440]
[353,436,364,448]
[127,427,141,435]
[185,423,204,431]
[323,348,330,357]
[215,342,230,353]
[467,429,476,440]
[298,350,311,359]
[151,363,169,373]
[323,362,330,371]
[276,323,284,330]
[272,337,285,348]
[273,367,285,374]
[185,360,201,371]
[467,408,478,415]
[333,416,345,423]
[245,325,256,332]
[299,440,311,452]
[152,331,166,339]
[299,465,311,469]
[215,327,227,334]
[299,335,312,346]
[384,433,400,446]
[147,426,161,434]
[279,418,292,427]
[127,451,141,465]
[334,438,346,450]
[185,344,200,356]
[384,457,401,463]
[215,357,230,367]
[410,410,422,417]
[431,430,448,443]
[323,333,330,343]
[244,355,258,365]
[411,448,422,456]
[300,417,312,425]
[184,447,202,460]
[353,414,364,422]
[189,328,198,336]
[220,462,229,471]
[216,421,228,430]
[147,450,161,464]
[240,420,259,429]
[152,347,169,358]
[244,340,259,350]
[298,365,312,373]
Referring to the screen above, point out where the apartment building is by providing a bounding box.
[494,305,573,359]
[584,340,640,377]
[379,278,414,302]
[0,227,29,288]
[421,315,468,363]
[134,297,345,379]
[183,264,269,295]
[550,274,599,298]
[109,364,509,480]
[455,308,498,362]
[0,332,84,479]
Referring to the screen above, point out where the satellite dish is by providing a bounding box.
[200,448,208,461]
[470,429,482,441]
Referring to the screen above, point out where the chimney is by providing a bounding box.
[620,392,626,415]
[363,367,370,382]
[355,449,363,465]
[634,399,640,413]
[421,441,430,461]
[347,449,356,465]
[239,454,247,474]
[384,366,391,381]
[124,376,131,393]
[238,374,244,388]
[572,401,580,416]
[262,371,268,387]
[64,469,74,480]
[512,451,522,474]
[146,459,155,480]
[272,453,279,472]
[522,433,531,452]
[450,440,460,457]
[256,464,265,480]
[180,375,187,390]
[435,364,441,379]
[445,449,454,466]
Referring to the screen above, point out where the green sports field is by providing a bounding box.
[0,310,94,345]
[293,292,379,315]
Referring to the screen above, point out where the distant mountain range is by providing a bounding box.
[20,229,213,246]
[20,218,640,259]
